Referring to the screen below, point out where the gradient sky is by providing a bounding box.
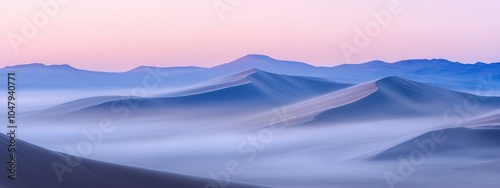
[1,0,499,71]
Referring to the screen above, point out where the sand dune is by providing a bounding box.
[372,126,500,160]
[312,76,500,123]
[158,69,351,101]
[31,69,351,121]
[0,134,264,188]
[24,96,127,118]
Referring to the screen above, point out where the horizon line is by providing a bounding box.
[2,54,499,73]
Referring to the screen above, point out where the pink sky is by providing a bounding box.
[1,0,499,71]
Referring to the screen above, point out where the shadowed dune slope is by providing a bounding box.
[312,76,500,123]
[32,69,351,120]
[0,134,264,188]
[371,126,500,160]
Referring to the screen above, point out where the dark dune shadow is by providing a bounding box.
[0,134,265,188]
[372,126,500,160]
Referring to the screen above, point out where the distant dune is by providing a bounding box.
[30,69,351,121]
[158,69,351,101]
[312,76,500,123]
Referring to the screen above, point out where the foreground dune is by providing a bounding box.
[0,134,264,188]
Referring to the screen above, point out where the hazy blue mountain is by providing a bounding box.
[208,54,332,77]
[329,59,500,92]
[0,63,187,89]
[2,55,499,93]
